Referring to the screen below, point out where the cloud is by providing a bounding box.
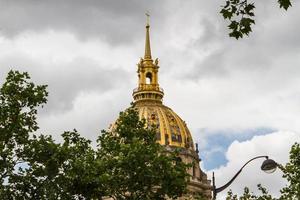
[37,89,132,144]
[185,50,229,79]
[0,30,133,114]
[0,29,138,143]
[208,131,300,199]
[0,0,164,44]
[194,127,276,170]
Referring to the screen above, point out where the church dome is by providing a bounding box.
[116,15,212,199]
[134,103,195,150]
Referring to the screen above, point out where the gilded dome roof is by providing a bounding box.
[135,103,195,150]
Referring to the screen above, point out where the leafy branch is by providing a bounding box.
[220,0,292,39]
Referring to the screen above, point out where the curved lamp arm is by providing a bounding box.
[212,155,269,199]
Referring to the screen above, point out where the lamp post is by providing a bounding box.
[212,156,278,200]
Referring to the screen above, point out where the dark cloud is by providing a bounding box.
[184,50,229,80]
[0,0,165,44]
[171,0,300,82]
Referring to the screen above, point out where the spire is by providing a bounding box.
[144,12,152,60]
[132,13,164,104]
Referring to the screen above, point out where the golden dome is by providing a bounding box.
[135,103,195,150]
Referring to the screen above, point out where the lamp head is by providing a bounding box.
[261,158,277,173]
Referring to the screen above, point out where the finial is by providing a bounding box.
[146,11,150,27]
[144,11,152,59]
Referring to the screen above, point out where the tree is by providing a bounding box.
[97,107,190,200]
[225,142,300,200]
[226,184,276,200]
[0,70,49,198]
[280,142,300,200]
[220,0,293,39]
[0,71,104,199]
[0,70,190,199]
[2,131,103,199]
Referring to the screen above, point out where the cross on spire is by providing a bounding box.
[144,11,152,59]
[146,11,150,26]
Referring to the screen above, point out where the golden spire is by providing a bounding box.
[132,14,164,104]
[144,12,152,60]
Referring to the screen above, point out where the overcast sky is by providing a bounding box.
[0,0,299,199]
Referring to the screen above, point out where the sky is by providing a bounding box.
[0,0,300,199]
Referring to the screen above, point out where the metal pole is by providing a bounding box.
[212,172,216,200]
[212,155,269,199]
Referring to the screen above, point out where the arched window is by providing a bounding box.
[146,72,152,84]
[165,134,169,145]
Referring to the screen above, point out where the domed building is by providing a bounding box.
[123,19,212,199]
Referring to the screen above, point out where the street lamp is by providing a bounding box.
[261,158,278,173]
[212,156,278,200]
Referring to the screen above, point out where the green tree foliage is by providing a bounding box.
[97,107,190,200]
[226,184,276,200]
[0,71,102,199]
[0,70,190,199]
[280,143,300,200]
[2,131,101,199]
[226,142,300,200]
[0,70,48,197]
[220,0,293,39]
